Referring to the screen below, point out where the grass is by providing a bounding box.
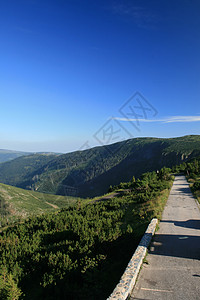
[0,183,81,224]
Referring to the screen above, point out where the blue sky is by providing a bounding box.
[0,0,200,153]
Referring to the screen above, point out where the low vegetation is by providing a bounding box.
[0,168,173,299]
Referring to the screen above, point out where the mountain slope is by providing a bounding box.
[0,183,78,223]
[0,135,199,198]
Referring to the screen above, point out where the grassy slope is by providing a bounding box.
[0,183,79,223]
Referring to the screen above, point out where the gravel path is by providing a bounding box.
[131,175,200,300]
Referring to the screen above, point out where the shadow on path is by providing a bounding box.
[161,219,200,230]
[150,233,200,260]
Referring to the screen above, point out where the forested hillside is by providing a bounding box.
[0,135,199,198]
[0,168,173,299]
[0,153,59,188]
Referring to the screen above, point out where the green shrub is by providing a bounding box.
[0,269,22,300]
[192,181,200,192]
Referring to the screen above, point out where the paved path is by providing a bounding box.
[131,175,200,300]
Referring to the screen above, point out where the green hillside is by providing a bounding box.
[0,135,200,198]
[0,183,79,225]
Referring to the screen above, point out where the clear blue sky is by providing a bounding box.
[0,0,200,153]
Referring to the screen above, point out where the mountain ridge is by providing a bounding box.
[0,149,61,164]
[0,149,31,163]
[0,135,199,198]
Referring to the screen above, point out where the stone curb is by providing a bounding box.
[107,218,158,300]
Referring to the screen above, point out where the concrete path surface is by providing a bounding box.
[131,175,200,300]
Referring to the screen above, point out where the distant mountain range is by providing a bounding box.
[0,149,60,163]
[0,149,31,163]
[0,135,199,198]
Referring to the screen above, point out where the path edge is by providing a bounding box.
[107,218,158,300]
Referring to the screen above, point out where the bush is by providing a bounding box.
[192,181,200,192]
[0,269,22,300]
